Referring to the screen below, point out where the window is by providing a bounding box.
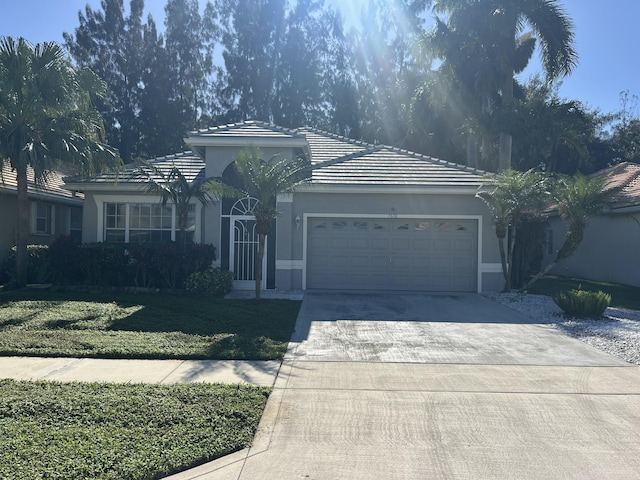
[35,203,52,235]
[104,202,195,243]
[332,221,348,230]
[353,221,368,230]
[70,207,82,243]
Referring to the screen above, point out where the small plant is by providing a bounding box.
[185,268,234,297]
[553,286,611,318]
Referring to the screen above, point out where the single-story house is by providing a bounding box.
[0,162,83,261]
[64,120,503,293]
[542,161,640,287]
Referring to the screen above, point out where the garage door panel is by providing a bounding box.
[370,238,390,249]
[307,217,478,292]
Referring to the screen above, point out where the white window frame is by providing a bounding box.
[95,195,202,243]
[31,202,55,235]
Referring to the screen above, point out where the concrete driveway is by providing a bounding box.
[169,292,640,480]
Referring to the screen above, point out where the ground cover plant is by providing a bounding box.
[0,379,269,479]
[0,288,300,360]
[527,275,640,310]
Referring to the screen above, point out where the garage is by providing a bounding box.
[307,216,478,292]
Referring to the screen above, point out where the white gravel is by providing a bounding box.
[486,293,640,365]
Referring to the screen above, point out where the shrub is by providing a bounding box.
[554,287,611,318]
[47,235,81,285]
[185,268,234,297]
[0,245,51,285]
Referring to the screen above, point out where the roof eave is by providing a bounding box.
[294,183,481,195]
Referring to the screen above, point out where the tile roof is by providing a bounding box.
[64,121,486,190]
[1,162,83,201]
[64,152,205,186]
[187,120,307,141]
[593,161,640,210]
[299,127,485,188]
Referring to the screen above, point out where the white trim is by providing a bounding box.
[302,213,483,293]
[277,193,293,203]
[294,185,480,195]
[276,260,304,270]
[480,263,503,273]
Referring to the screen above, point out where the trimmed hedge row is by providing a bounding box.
[1,236,220,291]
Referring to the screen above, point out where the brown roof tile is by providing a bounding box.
[592,162,640,209]
[1,162,83,201]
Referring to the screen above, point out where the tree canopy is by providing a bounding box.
[55,0,637,173]
[0,36,120,286]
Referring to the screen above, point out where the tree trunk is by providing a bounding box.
[498,132,512,172]
[497,236,510,292]
[15,162,29,288]
[466,135,478,169]
[498,73,514,172]
[254,233,266,300]
[521,227,584,291]
[506,224,517,289]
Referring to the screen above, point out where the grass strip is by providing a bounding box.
[0,379,270,480]
[0,289,300,360]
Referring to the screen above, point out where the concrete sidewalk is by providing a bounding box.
[0,356,280,386]
[165,292,640,480]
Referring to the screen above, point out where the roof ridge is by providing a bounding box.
[190,120,305,138]
[311,145,385,169]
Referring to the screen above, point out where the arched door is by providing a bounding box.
[229,197,267,290]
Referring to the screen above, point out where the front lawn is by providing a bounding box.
[0,288,301,360]
[527,275,640,310]
[0,379,269,480]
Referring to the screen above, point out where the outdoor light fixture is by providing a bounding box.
[295,215,301,230]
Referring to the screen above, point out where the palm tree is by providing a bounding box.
[477,169,550,291]
[0,37,120,287]
[522,174,621,291]
[135,160,215,250]
[205,147,309,299]
[431,0,577,171]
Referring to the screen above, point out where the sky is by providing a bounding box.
[1,0,638,116]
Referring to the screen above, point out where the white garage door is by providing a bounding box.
[307,217,478,292]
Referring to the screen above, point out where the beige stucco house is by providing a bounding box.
[64,121,504,293]
[0,163,83,261]
[542,162,640,287]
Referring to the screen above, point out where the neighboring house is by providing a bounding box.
[0,162,83,261]
[64,120,503,293]
[542,162,640,287]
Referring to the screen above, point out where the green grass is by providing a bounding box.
[0,288,301,360]
[527,275,640,310]
[0,379,270,480]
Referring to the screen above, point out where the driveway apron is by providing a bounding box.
[171,292,640,480]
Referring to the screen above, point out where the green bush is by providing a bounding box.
[0,244,51,285]
[553,287,611,318]
[185,268,234,297]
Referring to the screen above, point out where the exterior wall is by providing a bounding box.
[205,145,296,178]
[275,190,503,293]
[543,212,640,287]
[0,193,81,261]
[0,194,18,260]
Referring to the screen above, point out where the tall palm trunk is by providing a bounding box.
[498,73,514,172]
[15,163,29,288]
[255,233,266,300]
